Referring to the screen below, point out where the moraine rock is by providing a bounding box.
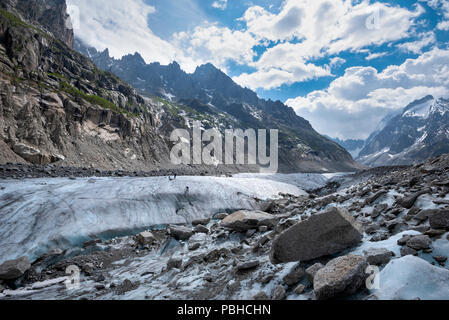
[192,218,210,226]
[213,213,229,220]
[0,256,31,280]
[271,285,286,300]
[282,263,305,286]
[400,246,418,257]
[167,257,183,270]
[194,225,209,234]
[221,210,277,232]
[313,255,368,300]
[363,248,394,266]
[253,292,269,300]
[188,242,201,251]
[305,263,325,283]
[136,231,156,245]
[294,284,306,295]
[399,189,432,209]
[236,260,260,271]
[169,226,194,241]
[428,209,449,230]
[406,235,432,251]
[364,190,388,206]
[270,207,363,263]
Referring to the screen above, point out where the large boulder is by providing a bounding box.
[313,255,368,300]
[0,256,31,280]
[221,210,277,232]
[270,207,363,263]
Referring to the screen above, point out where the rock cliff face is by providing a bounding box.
[0,2,176,171]
[0,0,73,48]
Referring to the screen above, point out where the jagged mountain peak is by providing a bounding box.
[74,39,361,173]
[121,52,146,65]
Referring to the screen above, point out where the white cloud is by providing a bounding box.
[212,0,228,10]
[397,32,436,54]
[286,48,449,140]
[419,0,449,29]
[173,24,258,72]
[365,52,388,61]
[329,57,346,68]
[234,63,330,90]
[67,0,182,65]
[233,0,423,90]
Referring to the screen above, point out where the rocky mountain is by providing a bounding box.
[0,0,73,48]
[326,136,365,158]
[75,40,362,173]
[0,0,183,171]
[358,96,449,167]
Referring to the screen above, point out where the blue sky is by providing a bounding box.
[68,0,449,140]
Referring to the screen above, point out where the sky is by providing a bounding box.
[66,0,449,140]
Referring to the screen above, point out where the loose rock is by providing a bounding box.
[313,255,368,300]
[0,257,31,280]
[270,207,363,263]
[221,210,277,232]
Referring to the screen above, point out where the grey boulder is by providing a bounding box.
[169,226,194,241]
[270,207,363,263]
[314,255,368,300]
[0,256,31,280]
[221,210,277,232]
[363,248,394,266]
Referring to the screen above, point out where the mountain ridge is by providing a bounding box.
[75,39,362,173]
[358,95,449,166]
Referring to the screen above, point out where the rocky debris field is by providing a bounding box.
[0,163,247,180]
[0,154,449,300]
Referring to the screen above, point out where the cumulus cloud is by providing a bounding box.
[173,24,258,72]
[232,0,423,90]
[419,0,449,30]
[286,48,449,140]
[397,31,436,54]
[67,0,181,65]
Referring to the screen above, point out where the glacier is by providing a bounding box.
[0,174,323,263]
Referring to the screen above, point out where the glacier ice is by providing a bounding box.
[0,175,309,263]
[375,255,449,300]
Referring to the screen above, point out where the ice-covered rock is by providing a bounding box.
[375,255,449,300]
